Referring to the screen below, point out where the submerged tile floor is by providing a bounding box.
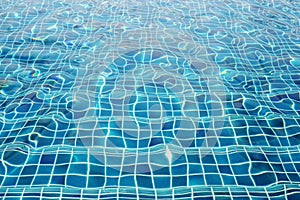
[0,0,300,199]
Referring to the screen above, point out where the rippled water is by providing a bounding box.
[0,0,300,199]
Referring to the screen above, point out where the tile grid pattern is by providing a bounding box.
[0,0,300,199]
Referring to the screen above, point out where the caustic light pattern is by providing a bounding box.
[0,0,300,199]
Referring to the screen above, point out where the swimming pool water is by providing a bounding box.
[0,0,300,199]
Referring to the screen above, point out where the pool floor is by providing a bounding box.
[0,0,300,199]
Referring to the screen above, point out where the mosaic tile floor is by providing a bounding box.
[0,0,300,199]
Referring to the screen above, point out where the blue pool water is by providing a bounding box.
[0,0,300,199]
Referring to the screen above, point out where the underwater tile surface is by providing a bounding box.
[0,0,300,199]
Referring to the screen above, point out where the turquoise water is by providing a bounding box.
[0,0,300,199]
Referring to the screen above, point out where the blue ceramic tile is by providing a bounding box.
[0,0,300,199]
